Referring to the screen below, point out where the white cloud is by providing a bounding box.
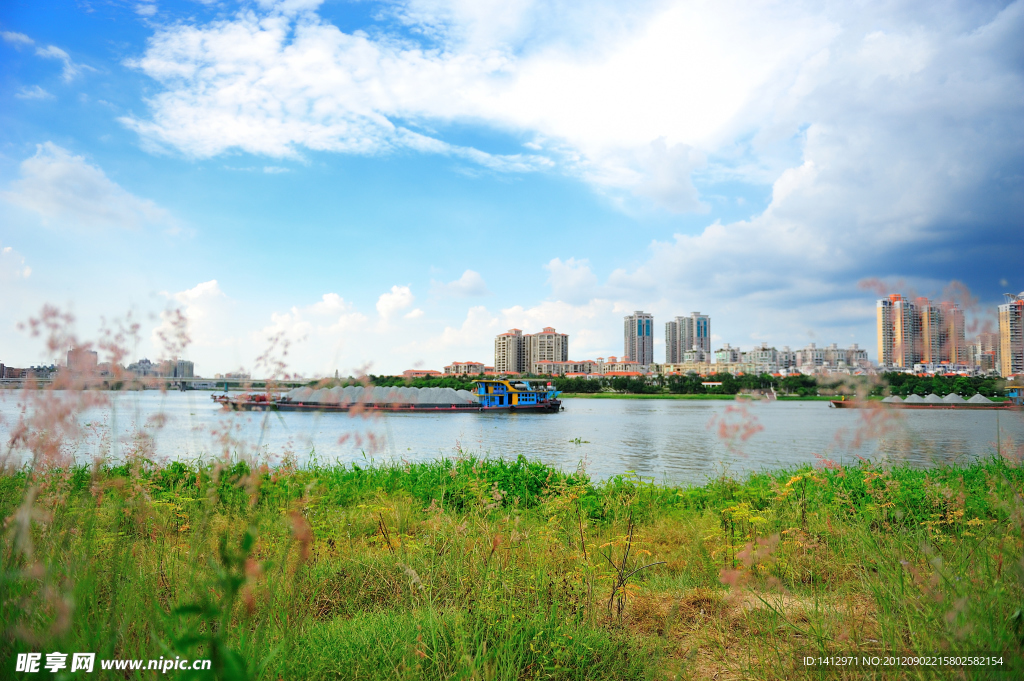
[0,244,32,280]
[263,166,289,173]
[136,3,158,17]
[256,292,368,372]
[35,44,92,82]
[2,31,34,47]
[431,269,489,297]
[153,280,235,351]
[14,85,53,100]
[121,0,833,209]
[545,257,599,305]
[0,142,173,230]
[376,285,415,320]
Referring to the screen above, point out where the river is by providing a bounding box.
[1,391,1020,483]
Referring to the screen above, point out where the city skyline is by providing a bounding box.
[1,1,1022,376]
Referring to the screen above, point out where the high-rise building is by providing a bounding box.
[975,331,999,371]
[525,327,568,374]
[878,294,964,368]
[665,312,710,363]
[998,292,1024,377]
[494,327,570,374]
[918,298,944,364]
[67,347,98,374]
[943,302,967,365]
[494,329,525,374]
[624,311,654,366]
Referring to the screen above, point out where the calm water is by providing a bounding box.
[1,391,1021,483]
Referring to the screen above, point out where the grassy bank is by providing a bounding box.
[2,455,1023,679]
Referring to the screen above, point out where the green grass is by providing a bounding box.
[2,455,1023,679]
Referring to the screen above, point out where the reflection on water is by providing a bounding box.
[1,391,1021,484]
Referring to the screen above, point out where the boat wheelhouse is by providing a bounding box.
[474,379,562,412]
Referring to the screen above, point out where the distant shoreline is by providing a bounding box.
[560,393,837,400]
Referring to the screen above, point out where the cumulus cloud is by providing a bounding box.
[0,244,32,281]
[0,142,173,230]
[256,292,368,370]
[120,0,837,209]
[153,280,235,351]
[545,258,600,305]
[431,270,489,297]
[376,285,415,320]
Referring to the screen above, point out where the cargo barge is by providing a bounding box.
[212,379,562,413]
[830,393,1021,409]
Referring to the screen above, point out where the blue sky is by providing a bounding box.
[1,0,1022,376]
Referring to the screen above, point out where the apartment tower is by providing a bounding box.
[494,329,525,373]
[998,292,1024,377]
[525,327,569,374]
[665,312,711,363]
[877,294,966,368]
[624,311,654,366]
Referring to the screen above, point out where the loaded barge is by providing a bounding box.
[213,379,562,413]
[830,393,1021,410]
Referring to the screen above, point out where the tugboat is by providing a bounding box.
[212,378,562,413]
[473,379,562,412]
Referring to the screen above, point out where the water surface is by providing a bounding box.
[1,391,1020,483]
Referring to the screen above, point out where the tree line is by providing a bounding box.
[314,372,1003,398]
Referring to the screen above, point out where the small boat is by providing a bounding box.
[213,379,562,413]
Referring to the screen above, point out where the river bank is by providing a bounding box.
[560,393,838,400]
[2,455,1021,679]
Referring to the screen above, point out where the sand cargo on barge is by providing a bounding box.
[830,393,1021,409]
[213,379,562,413]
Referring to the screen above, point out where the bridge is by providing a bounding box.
[0,376,310,391]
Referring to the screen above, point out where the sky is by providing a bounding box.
[1,0,1022,377]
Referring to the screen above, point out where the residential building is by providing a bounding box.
[778,346,797,371]
[877,294,919,367]
[624,311,654,366]
[598,356,648,374]
[494,329,525,374]
[973,331,1000,372]
[128,359,158,377]
[743,343,778,369]
[998,292,1024,377]
[714,344,741,364]
[170,360,194,378]
[444,361,486,375]
[651,362,715,377]
[944,302,967,364]
[665,312,710,363]
[402,369,442,378]
[533,360,600,376]
[525,327,569,374]
[494,326,570,374]
[877,294,965,368]
[67,347,98,374]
